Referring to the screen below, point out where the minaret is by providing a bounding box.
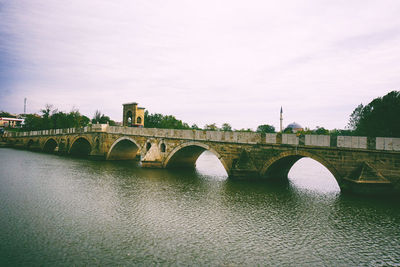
[280,106,283,132]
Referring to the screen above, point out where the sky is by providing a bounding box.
[1,0,400,130]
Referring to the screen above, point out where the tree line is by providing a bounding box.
[141,90,400,137]
[144,110,277,133]
[15,105,116,131]
[2,90,399,137]
[347,90,400,137]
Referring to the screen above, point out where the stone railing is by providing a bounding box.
[265,133,400,151]
[4,125,400,151]
[106,126,262,144]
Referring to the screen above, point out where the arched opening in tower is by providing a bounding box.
[126,111,133,126]
[108,139,139,160]
[69,138,91,158]
[43,138,57,153]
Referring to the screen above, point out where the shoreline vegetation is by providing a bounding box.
[1,90,399,137]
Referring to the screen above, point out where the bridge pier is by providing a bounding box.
[229,149,260,179]
[141,161,164,168]
[340,162,394,195]
[141,141,164,168]
[341,180,394,195]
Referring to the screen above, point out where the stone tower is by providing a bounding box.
[122,102,145,127]
[280,106,283,132]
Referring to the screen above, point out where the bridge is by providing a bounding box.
[4,124,400,196]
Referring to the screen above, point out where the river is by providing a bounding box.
[0,148,399,266]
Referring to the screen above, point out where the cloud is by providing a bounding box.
[1,0,400,130]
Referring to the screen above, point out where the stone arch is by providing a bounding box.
[27,139,34,149]
[163,141,229,174]
[137,116,142,124]
[146,141,152,151]
[93,137,100,151]
[107,136,140,160]
[260,150,342,185]
[43,138,58,153]
[69,136,92,157]
[160,142,166,153]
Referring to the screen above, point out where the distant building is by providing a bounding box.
[122,102,145,127]
[285,122,303,133]
[0,117,24,128]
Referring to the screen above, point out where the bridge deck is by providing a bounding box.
[5,124,400,152]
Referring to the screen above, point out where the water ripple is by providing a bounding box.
[0,148,399,266]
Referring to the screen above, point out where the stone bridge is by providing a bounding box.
[5,124,400,195]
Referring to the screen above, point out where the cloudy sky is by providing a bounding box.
[1,0,400,130]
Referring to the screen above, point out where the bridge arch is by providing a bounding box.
[164,141,229,174]
[260,150,342,185]
[69,136,92,157]
[107,136,140,160]
[43,138,58,153]
[27,139,34,149]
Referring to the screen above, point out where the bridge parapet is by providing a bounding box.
[337,136,367,149]
[376,137,400,151]
[105,126,263,144]
[263,133,400,152]
[305,134,330,147]
[4,125,400,152]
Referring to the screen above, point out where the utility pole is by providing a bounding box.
[280,106,283,132]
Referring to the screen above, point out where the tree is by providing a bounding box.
[144,111,163,128]
[22,105,90,130]
[69,109,90,127]
[347,104,364,131]
[313,126,329,135]
[283,127,293,133]
[144,111,191,129]
[256,124,275,133]
[221,123,232,131]
[40,104,53,119]
[92,110,102,124]
[329,129,353,136]
[91,110,115,125]
[23,114,43,130]
[236,128,253,132]
[204,123,218,131]
[191,124,201,130]
[347,90,400,137]
[51,111,69,129]
[40,104,54,129]
[0,111,15,118]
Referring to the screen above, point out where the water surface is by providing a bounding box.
[0,149,399,266]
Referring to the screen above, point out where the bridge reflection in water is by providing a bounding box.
[5,124,400,196]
